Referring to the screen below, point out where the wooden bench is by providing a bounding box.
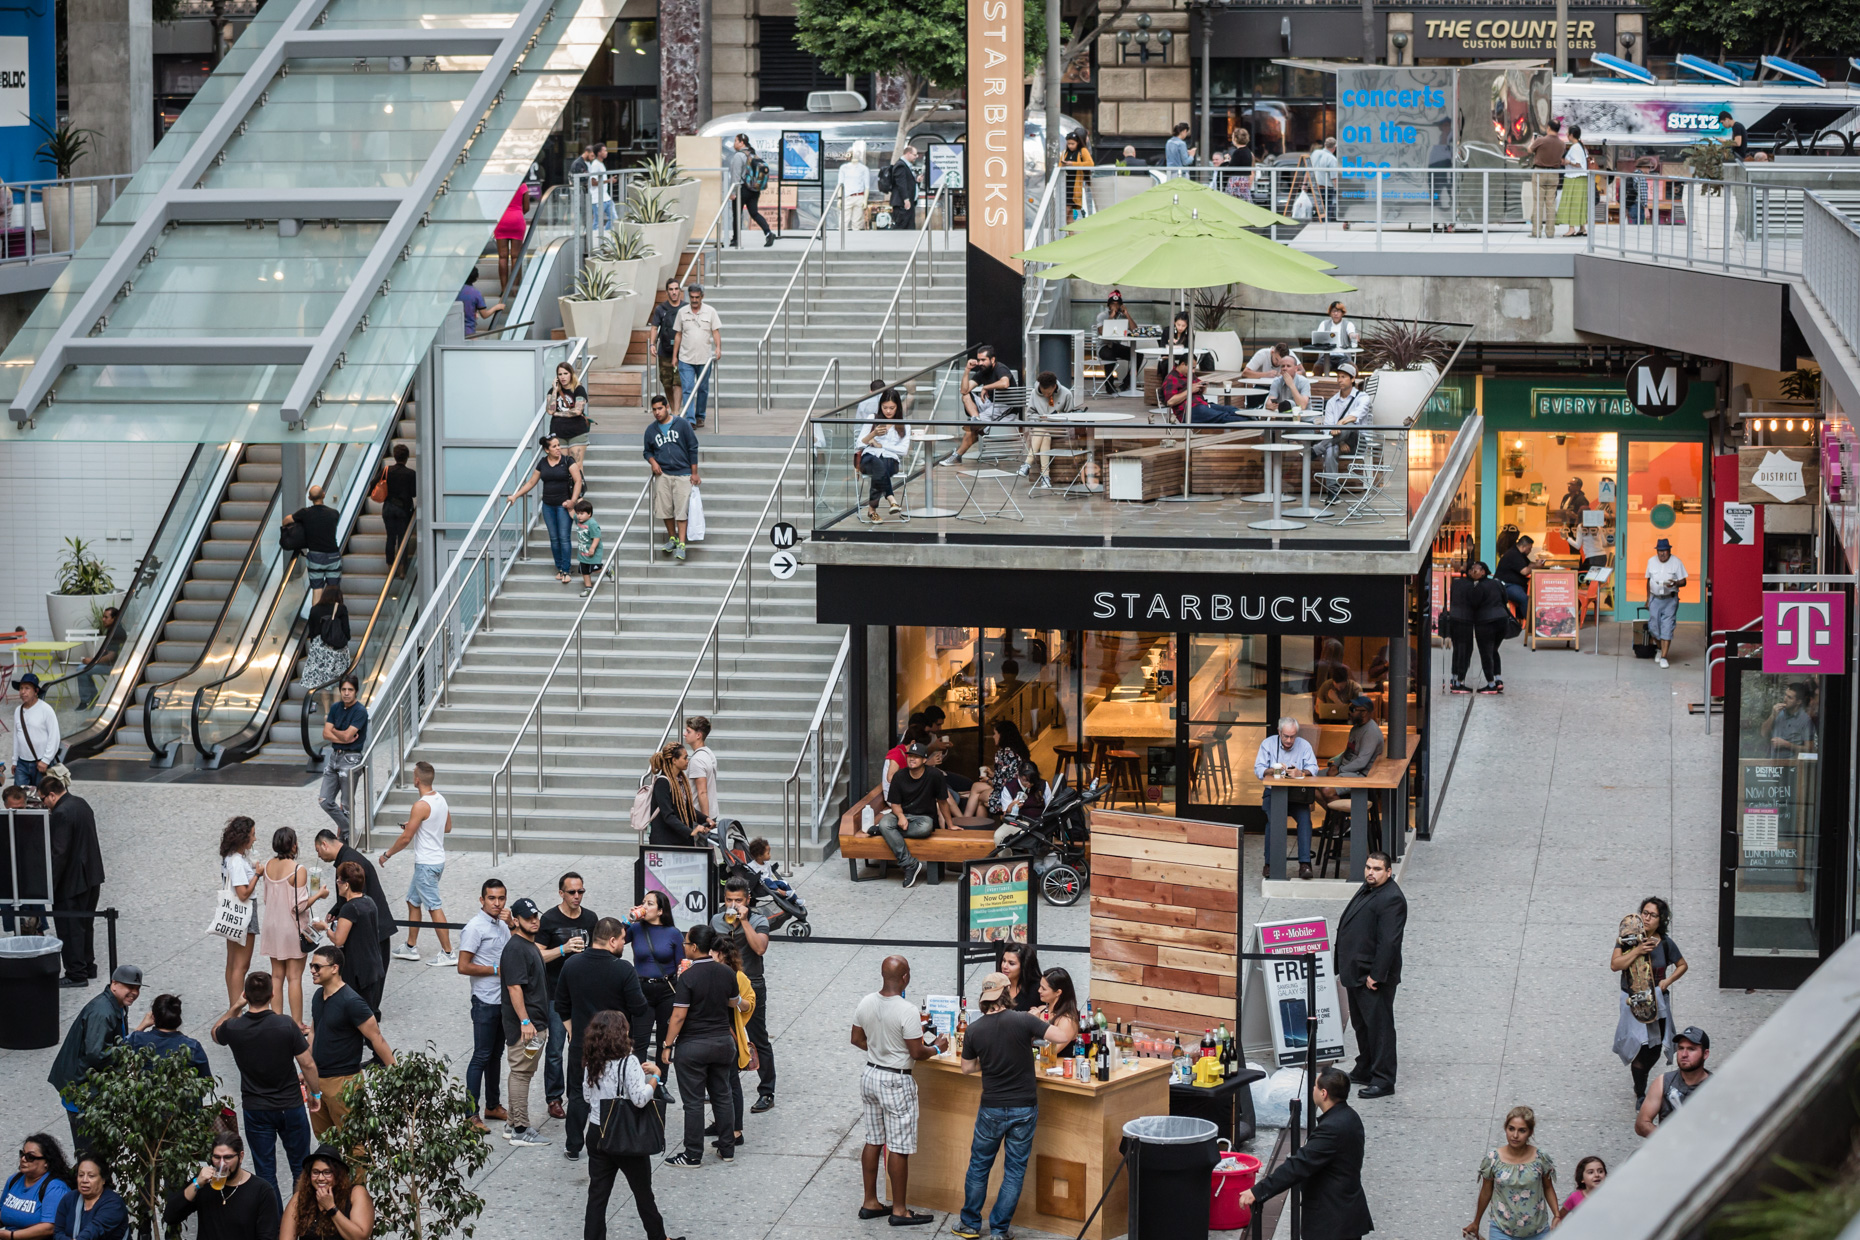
[838,786,1001,883]
[1107,428,1262,501]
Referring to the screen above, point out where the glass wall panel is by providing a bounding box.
[1731,670,1822,959]
[1623,440,1704,606]
[979,629,1073,795]
[1081,631,1177,814]
[1185,633,1267,810]
[893,625,980,770]
[1498,431,1618,607]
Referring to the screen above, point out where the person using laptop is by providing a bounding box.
[1314,301,1359,374]
[1092,291,1139,392]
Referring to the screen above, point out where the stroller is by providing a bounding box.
[720,820,812,937]
[991,776,1105,907]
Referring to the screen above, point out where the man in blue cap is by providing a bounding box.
[1645,537,1688,668]
[10,672,59,791]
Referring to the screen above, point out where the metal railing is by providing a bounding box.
[342,347,590,845]
[1804,193,1860,355]
[485,472,656,863]
[1020,170,1066,372]
[0,173,134,269]
[298,515,420,762]
[754,180,848,415]
[679,181,740,290]
[868,180,953,380]
[780,630,852,872]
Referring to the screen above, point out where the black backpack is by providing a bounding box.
[319,607,350,650]
[876,162,895,195]
[742,157,770,193]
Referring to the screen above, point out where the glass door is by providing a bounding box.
[1181,633,1270,824]
[1620,438,1705,620]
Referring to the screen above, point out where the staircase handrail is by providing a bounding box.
[779,629,852,872]
[483,468,657,864]
[679,182,741,290]
[345,345,589,840]
[753,180,848,415]
[1019,170,1065,369]
[867,179,952,381]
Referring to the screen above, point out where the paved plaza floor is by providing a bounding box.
[0,622,1786,1239]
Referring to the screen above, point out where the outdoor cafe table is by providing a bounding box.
[1261,754,1410,883]
[905,431,958,518]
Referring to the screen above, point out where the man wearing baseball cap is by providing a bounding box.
[1322,695,1385,809]
[49,965,141,1154]
[1314,360,1368,478]
[951,972,1073,1240]
[10,671,59,792]
[1635,1026,1710,1137]
[500,897,551,1146]
[1645,537,1688,669]
[879,742,957,890]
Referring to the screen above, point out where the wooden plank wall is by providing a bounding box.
[1088,809,1242,1036]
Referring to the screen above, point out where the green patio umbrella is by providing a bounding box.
[1064,176,1296,232]
[1013,214,1354,295]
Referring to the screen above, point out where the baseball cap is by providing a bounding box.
[1675,1026,1710,1049]
[1351,695,1373,710]
[1335,361,1357,377]
[1107,289,1124,302]
[111,964,144,987]
[978,971,1010,1001]
[510,897,542,920]
[904,741,930,758]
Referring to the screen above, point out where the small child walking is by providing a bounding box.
[572,499,603,595]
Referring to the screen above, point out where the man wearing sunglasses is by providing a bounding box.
[538,872,597,1121]
[306,944,394,1139]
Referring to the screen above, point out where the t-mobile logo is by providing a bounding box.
[1763,592,1846,675]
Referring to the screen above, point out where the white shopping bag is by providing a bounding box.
[686,486,706,542]
[1291,191,1315,221]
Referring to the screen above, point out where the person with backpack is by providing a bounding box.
[732,134,773,248]
[882,146,919,230]
[638,742,712,848]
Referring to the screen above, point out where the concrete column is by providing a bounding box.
[280,444,307,521]
[66,0,152,178]
[659,0,704,141]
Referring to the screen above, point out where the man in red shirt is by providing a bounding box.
[1160,357,1244,424]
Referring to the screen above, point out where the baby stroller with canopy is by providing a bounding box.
[990,776,1104,907]
[720,820,811,936]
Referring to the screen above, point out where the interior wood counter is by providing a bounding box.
[912,1053,1172,1240]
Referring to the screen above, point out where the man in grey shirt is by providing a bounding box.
[1324,696,1385,804]
[1265,352,1311,415]
[1761,683,1817,755]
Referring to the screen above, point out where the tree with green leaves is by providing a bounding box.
[794,0,1046,160]
[336,1049,490,1240]
[60,1043,232,1240]
[1647,0,1860,70]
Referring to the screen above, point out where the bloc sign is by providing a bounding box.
[1763,591,1846,675]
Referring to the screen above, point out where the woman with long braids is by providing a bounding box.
[645,742,711,847]
[581,1012,679,1240]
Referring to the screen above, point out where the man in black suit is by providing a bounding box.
[1335,850,1406,1097]
[554,916,650,1161]
[889,146,919,230]
[1239,1067,1373,1239]
[42,775,105,988]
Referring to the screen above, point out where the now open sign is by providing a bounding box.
[1762,591,1846,676]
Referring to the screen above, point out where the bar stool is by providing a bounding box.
[1087,738,1115,788]
[1201,731,1235,798]
[1053,744,1086,788]
[1105,747,1147,808]
[1316,799,1351,878]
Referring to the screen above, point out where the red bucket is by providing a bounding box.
[1210,1154,1262,1230]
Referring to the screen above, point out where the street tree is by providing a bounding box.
[337,1048,491,1240]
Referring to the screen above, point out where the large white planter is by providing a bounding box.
[1368,362,1440,426]
[642,180,702,248]
[42,183,97,254]
[559,291,637,364]
[590,257,654,330]
[1690,190,1739,252]
[628,220,687,290]
[46,590,122,650]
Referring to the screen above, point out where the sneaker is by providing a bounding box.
[500,1124,516,1141]
[887,497,903,514]
[763,232,775,247]
[392,943,420,962]
[662,537,677,556]
[903,862,926,889]
[1016,462,1031,477]
[674,540,687,561]
[1657,656,1668,668]
[663,1152,703,1169]
[1449,681,1471,695]
[509,1128,551,1147]
[564,1148,581,1161]
[580,587,594,598]
[1477,683,1501,695]
[939,452,963,467]
[430,951,459,967]
[950,1228,985,1240]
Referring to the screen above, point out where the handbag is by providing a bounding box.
[205,885,254,943]
[369,463,388,504]
[591,1071,669,1157]
[279,522,309,552]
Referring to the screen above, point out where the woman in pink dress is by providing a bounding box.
[495,183,530,297]
[257,826,312,1028]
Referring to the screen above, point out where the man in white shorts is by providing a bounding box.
[376,760,456,965]
[850,955,947,1227]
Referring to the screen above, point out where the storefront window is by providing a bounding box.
[1623,440,1704,606]
[979,629,1073,789]
[1731,670,1822,959]
[1082,631,1178,813]
[1498,431,1618,606]
[894,624,979,755]
[1184,634,1268,810]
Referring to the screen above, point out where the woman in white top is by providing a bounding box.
[218,816,259,1009]
[581,1010,677,1240]
[838,140,872,231]
[1557,123,1592,236]
[856,389,910,523]
[1317,301,1359,374]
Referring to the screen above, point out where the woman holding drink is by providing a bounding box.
[625,890,687,1060]
[163,1134,279,1239]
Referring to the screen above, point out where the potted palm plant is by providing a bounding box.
[640,155,701,246]
[623,186,688,290]
[557,265,634,359]
[589,228,658,331]
[47,537,121,645]
[32,116,102,254]
[1359,319,1451,426]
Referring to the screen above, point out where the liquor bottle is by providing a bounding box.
[1171,1036,1190,1083]
[1216,1025,1229,1077]
[1096,1031,1111,1081]
[955,1004,968,1058]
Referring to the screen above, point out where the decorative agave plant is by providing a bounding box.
[641,154,686,186]
[591,228,656,261]
[623,185,680,225]
[564,265,618,302]
[1359,319,1451,372]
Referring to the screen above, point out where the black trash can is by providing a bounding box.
[0,936,64,1049]
[1123,1114,1221,1240]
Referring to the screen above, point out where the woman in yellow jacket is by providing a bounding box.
[1063,132,1095,220]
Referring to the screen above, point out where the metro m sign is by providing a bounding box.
[1763,591,1846,675]
[1626,353,1689,418]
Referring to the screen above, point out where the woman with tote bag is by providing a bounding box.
[582,1011,681,1240]
[213,817,260,1009]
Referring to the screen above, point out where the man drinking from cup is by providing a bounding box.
[1254,717,1319,880]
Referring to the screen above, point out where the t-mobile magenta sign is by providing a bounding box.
[1763,592,1847,675]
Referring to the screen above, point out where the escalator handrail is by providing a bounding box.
[187,553,307,760]
[39,442,217,750]
[298,514,417,760]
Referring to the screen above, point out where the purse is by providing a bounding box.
[590,1068,669,1157]
[205,885,254,943]
[369,462,388,504]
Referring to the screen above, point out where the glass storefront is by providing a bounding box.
[1728,666,1824,961]
[1622,440,1705,608]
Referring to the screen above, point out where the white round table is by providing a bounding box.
[1281,431,1333,518]
[1245,444,1307,531]
[1240,417,1310,504]
[1046,411,1138,423]
[905,432,957,518]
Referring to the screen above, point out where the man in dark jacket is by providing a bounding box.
[889,146,920,230]
[1239,1068,1372,1239]
[49,963,141,1154]
[1446,560,1509,695]
[315,829,395,982]
[1334,852,1405,1097]
[553,917,650,1160]
[42,775,104,987]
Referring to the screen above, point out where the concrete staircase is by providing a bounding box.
[711,247,968,408]
[368,435,843,856]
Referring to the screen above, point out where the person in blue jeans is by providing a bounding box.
[457,879,513,1130]
[952,971,1074,1240]
[509,436,584,586]
[210,971,318,1211]
[671,285,723,428]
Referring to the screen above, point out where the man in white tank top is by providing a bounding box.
[377,761,455,965]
